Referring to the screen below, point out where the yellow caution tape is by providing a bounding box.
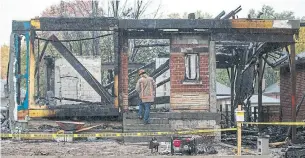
[0,128,236,139]
[243,122,305,126]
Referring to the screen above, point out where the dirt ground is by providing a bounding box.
[0,139,285,157]
[1,140,152,157]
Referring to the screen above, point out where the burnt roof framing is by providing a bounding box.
[13,18,300,42]
[13,18,300,83]
[15,18,300,31]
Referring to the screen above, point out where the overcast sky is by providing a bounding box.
[1,0,304,45]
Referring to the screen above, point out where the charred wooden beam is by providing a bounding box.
[212,33,295,42]
[134,43,169,48]
[157,77,170,87]
[48,35,112,104]
[222,5,242,19]
[101,62,146,70]
[214,11,225,19]
[13,19,300,32]
[52,97,100,104]
[290,42,297,143]
[258,55,264,132]
[34,41,49,76]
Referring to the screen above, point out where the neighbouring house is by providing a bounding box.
[280,52,305,121]
[155,57,170,97]
[263,83,280,99]
[216,82,231,111]
[248,95,280,122]
[216,82,280,122]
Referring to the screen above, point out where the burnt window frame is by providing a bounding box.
[184,53,200,81]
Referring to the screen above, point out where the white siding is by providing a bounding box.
[155,58,170,97]
[54,56,101,105]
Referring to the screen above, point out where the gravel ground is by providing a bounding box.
[0,140,284,157]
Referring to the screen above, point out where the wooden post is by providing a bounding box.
[225,104,229,127]
[290,42,297,143]
[258,55,263,132]
[237,104,242,156]
[254,107,257,122]
[220,104,223,121]
[230,66,235,126]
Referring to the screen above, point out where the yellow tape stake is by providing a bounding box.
[244,122,305,126]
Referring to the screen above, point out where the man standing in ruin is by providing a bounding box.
[136,69,156,124]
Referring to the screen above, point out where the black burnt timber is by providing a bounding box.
[54,105,119,117]
[134,43,170,48]
[48,35,113,104]
[157,78,170,87]
[12,19,300,32]
[222,5,242,19]
[35,40,49,76]
[119,19,300,29]
[128,61,156,77]
[214,11,226,19]
[33,17,118,31]
[212,33,295,42]
[127,29,298,40]
[101,62,146,70]
[127,30,173,39]
[150,59,169,77]
[258,55,264,132]
[290,42,297,143]
[119,19,230,29]
[52,97,101,104]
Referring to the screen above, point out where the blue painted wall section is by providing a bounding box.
[17,21,30,111]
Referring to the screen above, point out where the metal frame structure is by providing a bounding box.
[8,17,300,139]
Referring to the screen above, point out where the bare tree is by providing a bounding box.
[36,0,166,88]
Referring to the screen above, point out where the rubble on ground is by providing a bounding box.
[221,125,305,147]
[1,106,9,133]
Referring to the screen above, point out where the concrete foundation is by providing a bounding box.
[123,112,221,142]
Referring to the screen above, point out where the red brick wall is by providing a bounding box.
[280,63,305,121]
[170,53,210,93]
[263,106,280,122]
[120,53,129,110]
[170,36,211,110]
